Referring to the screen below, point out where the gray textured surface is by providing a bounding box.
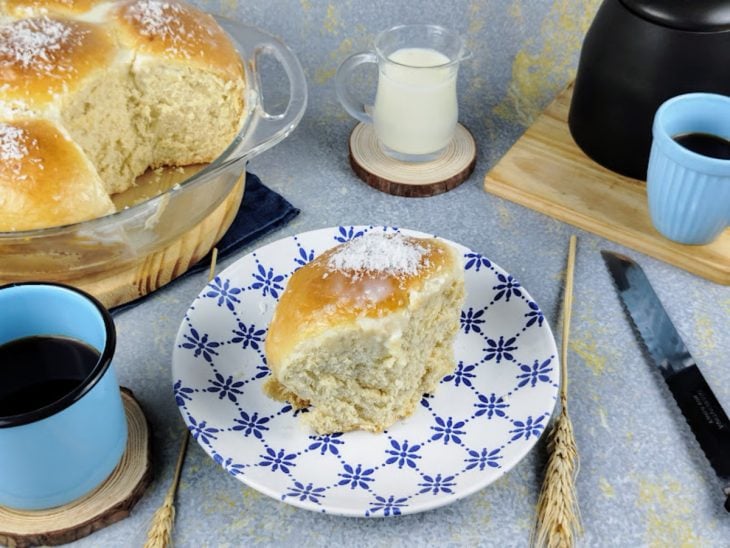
[74,1,729,546]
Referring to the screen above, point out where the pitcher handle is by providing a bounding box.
[335,52,377,125]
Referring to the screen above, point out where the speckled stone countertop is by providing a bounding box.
[74,1,729,546]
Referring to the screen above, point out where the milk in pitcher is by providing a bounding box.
[373,47,457,158]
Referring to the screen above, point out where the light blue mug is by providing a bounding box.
[0,283,127,510]
[647,93,730,245]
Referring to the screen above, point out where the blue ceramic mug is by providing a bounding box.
[647,93,730,245]
[0,283,127,510]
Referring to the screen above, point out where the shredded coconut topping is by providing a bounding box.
[124,0,215,57]
[327,232,428,279]
[0,17,82,73]
[0,123,39,179]
[0,124,28,161]
[126,0,184,38]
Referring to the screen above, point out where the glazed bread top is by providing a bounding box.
[114,0,243,78]
[2,0,102,16]
[0,0,244,103]
[265,232,463,370]
[0,118,114,231]
[0,16,116,109]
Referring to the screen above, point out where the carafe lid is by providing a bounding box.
[621,0,730,32]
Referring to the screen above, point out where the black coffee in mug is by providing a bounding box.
[673,132,730,160]
[0,335,99,417]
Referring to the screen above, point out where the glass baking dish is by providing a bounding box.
[0,20,307,307]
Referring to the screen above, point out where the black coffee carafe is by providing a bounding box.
[568,0,730,180]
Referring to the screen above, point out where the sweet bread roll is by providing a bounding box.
[1,0,101,17]
[0,119,114,231]
[264,232,466,434]
[113,0,246,173]
[0,0,246,229]
[0,16,117,110]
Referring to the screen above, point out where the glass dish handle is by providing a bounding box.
[217,19,309,161]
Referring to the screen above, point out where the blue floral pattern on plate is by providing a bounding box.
[171,226,559,517]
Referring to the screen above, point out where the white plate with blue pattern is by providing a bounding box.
[172,226,559,517]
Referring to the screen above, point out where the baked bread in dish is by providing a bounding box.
[0,0,246,231]
[0,119,115,231]
[2,0,101,16]
[264,232,466,434]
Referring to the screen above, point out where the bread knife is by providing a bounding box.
[601,250,730,512]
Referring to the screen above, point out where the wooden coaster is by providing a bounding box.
[349,123,477,197]
[484,83,730,285]
[0,389,152,548]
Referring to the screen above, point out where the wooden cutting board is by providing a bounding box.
[484,83,730,285]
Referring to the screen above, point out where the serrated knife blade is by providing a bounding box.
[601,250,730,512]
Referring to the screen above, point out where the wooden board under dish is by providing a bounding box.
[0,167,244,309]
[484,83,730,285]
[81,175,245,309]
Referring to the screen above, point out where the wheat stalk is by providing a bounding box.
[532,235,582,548]
[143,432,189,548]
[144,247,219,548]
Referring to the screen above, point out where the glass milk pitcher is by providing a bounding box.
[336,24,471,162]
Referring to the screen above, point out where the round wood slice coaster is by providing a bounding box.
[348,123,477,197]
[0,389,152,548]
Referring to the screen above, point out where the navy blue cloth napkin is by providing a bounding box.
[111,172,299,314]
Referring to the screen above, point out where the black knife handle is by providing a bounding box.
[666,366,730,487]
